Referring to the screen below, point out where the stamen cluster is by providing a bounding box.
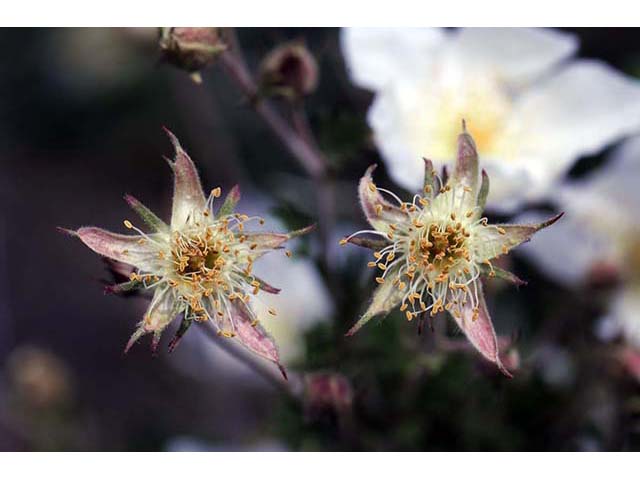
[348,177,505,323]
[124,188,277,337]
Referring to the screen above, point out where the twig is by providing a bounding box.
[216,29,335,276]
[200,322,302,401]
[218,49,326,180]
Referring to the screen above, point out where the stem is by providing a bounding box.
[218,50,326,180]
[200,322,302,401]
[217,30,335,277]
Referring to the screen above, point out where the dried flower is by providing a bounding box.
[62,129,312,371]
[159,27,227,83]
[259,42,318,99]
[341,121,562,376]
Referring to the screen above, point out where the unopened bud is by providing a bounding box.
[159,27,227,83]
[303,372,353,415]
[259,42,318,99]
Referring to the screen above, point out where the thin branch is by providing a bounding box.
[199,322,302,401]
[218,50,327,180]
[217,30,336,277]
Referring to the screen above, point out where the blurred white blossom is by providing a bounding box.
[519,137,640,348]
[341,28,640,211]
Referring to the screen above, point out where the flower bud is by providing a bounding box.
[259,42,318,99]
[159,27,226,83]
[303,372,353,415]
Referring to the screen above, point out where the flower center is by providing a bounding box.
[408,74,513,164]
[359,184,483,321]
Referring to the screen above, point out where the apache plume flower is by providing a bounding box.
[341,121,562,376]
[63,129,312,372]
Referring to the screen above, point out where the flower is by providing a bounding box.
[62,129,313,371]
[341,28,640,211]
[518,136,640,349]
[341,122,562,376]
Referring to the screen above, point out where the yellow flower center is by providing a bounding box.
[407,74,514,164]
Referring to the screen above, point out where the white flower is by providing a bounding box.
[341,28,640,211]
[518,136,640,348]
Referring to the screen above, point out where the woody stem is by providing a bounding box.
[217,29,335,277]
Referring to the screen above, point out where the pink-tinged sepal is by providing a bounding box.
[230,300,281,366]
[252,276,281,294]
[450,120,479,195]
[75,227,158,271]
[168,316,193,353]
[124,288,176,353]
[449,281,512,377]
[104,279,144,295]
[346,267,405,336]
[124,194,168,233]
[479,264,528,287]
[164,128,207,227]
[124,327,145,354]
[102,258,135,282]
[346,236,391,251]
[476,212,564,262]
[217,185,241,218]
[358,165,408,233]
[244,224,315,250]
[476,169,490,213]
[423,158,437,194]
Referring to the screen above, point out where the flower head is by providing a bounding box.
[342,121,562,376]
[341,28,640,211]
[63,129,312,371]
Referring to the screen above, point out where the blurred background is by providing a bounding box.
[1,27,640,451]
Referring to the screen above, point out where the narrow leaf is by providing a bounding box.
[124,194,168,232]
[476,169,490,213]
[217,184,241,218]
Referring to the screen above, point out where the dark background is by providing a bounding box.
[0,28,639,451]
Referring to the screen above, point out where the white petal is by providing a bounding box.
[451,28,578,88]
[611,286,640,349]
[506,60,640,201]
[583,136,640,213]
[515,210,600,286]
[252,254,333,362]
[340,27,446,92]
[368,88,424,192]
